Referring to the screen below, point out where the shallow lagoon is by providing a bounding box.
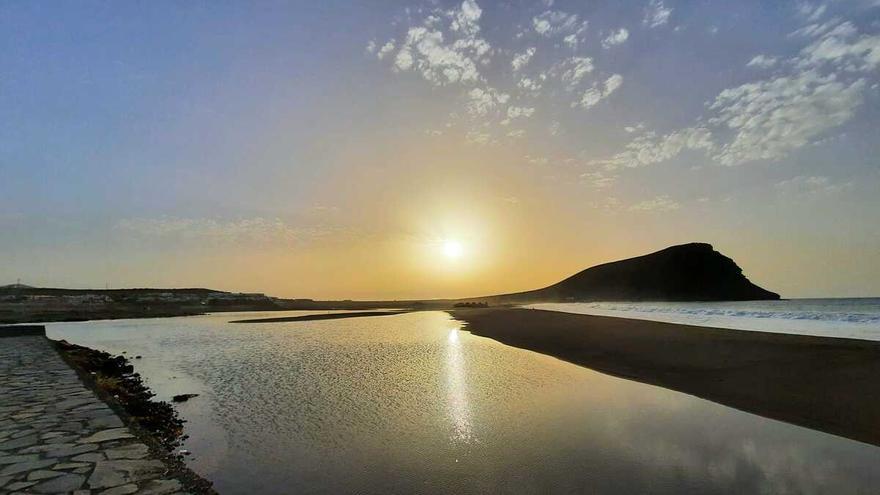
[49,311,880,494]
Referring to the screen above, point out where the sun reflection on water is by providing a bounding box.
[445,328,473,443]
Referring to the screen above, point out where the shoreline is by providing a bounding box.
[229,310,411,323]
[1,309,207,325]
[451,307,880,447]
[53,339,217,494]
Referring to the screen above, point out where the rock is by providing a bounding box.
[72,403,113,413]
[88,460,165,489]
[72,452,106,463]
[101,483,139,494]
[53,462,91,470]
[78,428,134,444]
[0,433,38,450]
[55,397,96,411]
[0,475,12,488]
[90,415,124,429]
[0,453,39,465]
[58,421,87,432]
[10,412,39,420]
[171,394,199,403]
[5,480,38,490]
[21,442,75,453]
[27,469,64,481]
[105,443,150,460]
[31,473,87,493]
[10,428,36,439]
[45,434,79,444]
[138,478,183,494]
[43,443,99,458]
[0,458,55,476]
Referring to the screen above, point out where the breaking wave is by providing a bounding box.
[527,298,880,341]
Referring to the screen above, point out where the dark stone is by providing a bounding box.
[53,341,185,449]
[171,394,199,403]
[31,472,86,493]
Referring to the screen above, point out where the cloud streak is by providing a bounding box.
[511,47,536,71]
[629,195,680,212]
[115,217,330,245]
[643,0,672,28]
[602,28,630,48]
[595,14,877,169]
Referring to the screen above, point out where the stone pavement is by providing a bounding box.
[0,335,189,494]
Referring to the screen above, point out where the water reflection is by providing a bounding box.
[47,311,880,494]
[445,328,473,443]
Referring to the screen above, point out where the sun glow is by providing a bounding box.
[442,240,464,259]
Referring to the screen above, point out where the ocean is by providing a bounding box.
[527,298,880,341]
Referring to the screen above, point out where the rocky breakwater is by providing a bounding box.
[0,334,214,494]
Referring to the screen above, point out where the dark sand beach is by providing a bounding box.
[452,307,880,447]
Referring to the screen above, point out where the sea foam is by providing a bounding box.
[527,298,880,341]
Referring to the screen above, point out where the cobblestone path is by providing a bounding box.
[1,335,189,494]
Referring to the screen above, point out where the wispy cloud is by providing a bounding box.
[506,106,535,119]
[381,0,490,86]
[593,127,713,170]
[517,76,543,94]
[573,74,623,109]
[511,47,536,71]
[115,217,331,245]
[376,40,396,60]
[370,0,626,145]
[709,69,864,166]
[466,86,510,117]
[465,128,491,145]
[556,56,594,90]
[629,195,680,212]
[595,15,878,168]
[643,0,673,28]
[602,28,630,48]
[532,10,584,38]
[532,9,588,48]
[775,175,853,196]
[795,22,880,71]
[796,1,828,22]
[746,54,778,68]
[580,171,617,189]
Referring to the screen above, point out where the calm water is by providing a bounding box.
[529,298,880,341]
[48,311,880,494]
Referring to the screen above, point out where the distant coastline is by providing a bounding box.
[0,286,433,324]
[229,310,410,323]
[1,242,780,324]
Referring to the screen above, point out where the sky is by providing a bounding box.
[1,0,879,299]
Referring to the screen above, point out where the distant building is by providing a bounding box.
[0,283,34,289]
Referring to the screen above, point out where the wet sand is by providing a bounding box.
[452,307,880,447]
[229,310,409,323]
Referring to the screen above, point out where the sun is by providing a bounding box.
[442,239,464,259]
